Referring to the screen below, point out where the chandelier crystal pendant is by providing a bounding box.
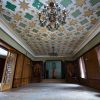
[38,0,66,31]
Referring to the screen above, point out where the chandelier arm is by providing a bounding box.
[38,1,66,31]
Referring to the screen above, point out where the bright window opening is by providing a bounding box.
[0,47,8,56]
[96,45,100,66]
[79,57,86,78]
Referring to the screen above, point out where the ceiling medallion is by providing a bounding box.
[38,0,66,31]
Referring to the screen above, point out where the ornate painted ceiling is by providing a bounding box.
[0,0,100,58]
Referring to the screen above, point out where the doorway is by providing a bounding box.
[45,61,62,79]
[0,47,8,90]
[0,47,8,82]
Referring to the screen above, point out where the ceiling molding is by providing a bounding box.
[33,57,70,61]
[0,17,70,60]
[72,20,100,56]
[0,16,99,61]
[0,0,100,60]
[0,17,35,57]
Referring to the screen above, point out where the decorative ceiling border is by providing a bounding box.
[72,20,100,56]
[0,16,35,57]
[33,20,100,60]
[0,16,100,60]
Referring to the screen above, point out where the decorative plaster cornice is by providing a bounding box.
[0,16,35,57]
[72,20,100,56]
[0,16,99,60]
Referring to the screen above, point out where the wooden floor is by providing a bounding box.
[0,83,100,100]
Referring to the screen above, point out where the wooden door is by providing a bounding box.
[33,62,42,82]
[1,51,17,91]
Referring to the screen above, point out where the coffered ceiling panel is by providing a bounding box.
[0,0,100,58]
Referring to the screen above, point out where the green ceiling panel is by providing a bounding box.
[89,0,100,6]
[51,37,55,40]
[5,1,16,11]
[86,25,93,30]
[32,29,38,33]
[42,33,47,37]
[16,29,21,33]
[75,32,80,35]
[96,11,100,17]
[68,27,74,31]
[25,13,33,20]
[72,9,81,18]
[0,0,100,59]
[80,19,88,25]
[19,22,26,28]
[32,0,43,10]
[60,0,72,7]
[58,33,64,36]
[3,14,11,21]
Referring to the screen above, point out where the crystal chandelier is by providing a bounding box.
[38,0,66,31]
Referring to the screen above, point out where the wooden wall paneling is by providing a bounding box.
[66,62,74,82]
[0,40,33,89]
[28,61,32,83]
[21,57,27,86]
[65,61,79,83]
[83,48,100,79]
[78,44,100,90]
[26,58,31,84]
[13,54,24,88]
[32,61,43,82]
[27,58,32,84]
[21,57,32,86]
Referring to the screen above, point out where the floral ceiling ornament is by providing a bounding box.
[38,0,67,31]
[0,0,100,57]
[19,0,29,11]
[13,13,22,21]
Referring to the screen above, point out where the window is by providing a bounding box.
[95,45,100,66]
[79,57,86,78]
[0,47,8,56]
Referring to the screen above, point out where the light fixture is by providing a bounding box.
[38,0,66,31]
[48,46,58,56]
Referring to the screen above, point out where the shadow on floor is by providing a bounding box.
[6,83,100,94]
[60,86,100,92]
[95,94,100,97]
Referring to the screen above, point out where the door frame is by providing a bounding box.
[1,50,17,91]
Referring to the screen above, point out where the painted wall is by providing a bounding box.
[46,61,61,79]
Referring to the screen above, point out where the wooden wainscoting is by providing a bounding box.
[79,78,100,90]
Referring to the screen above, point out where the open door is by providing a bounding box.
[0,47,8,91]
[1,50,17,91]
